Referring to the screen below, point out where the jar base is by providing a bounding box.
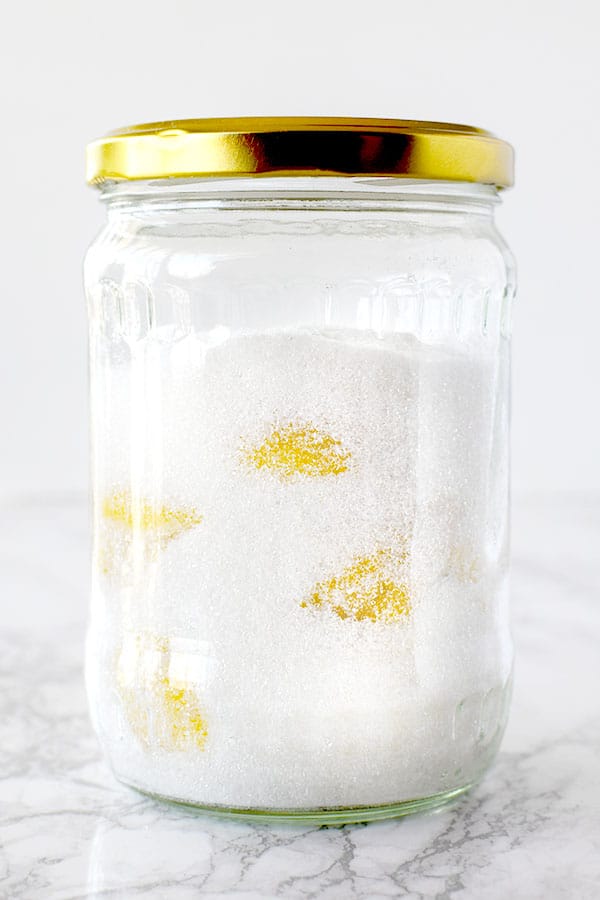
[119,778,475,825]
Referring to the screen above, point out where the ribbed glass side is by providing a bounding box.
[85,183,515,819]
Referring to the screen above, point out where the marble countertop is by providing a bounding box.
[1,494,599,899]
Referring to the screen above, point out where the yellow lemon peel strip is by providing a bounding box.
[448,544,481,584]
[301,547,411,623]
[99,492,203,575]
[102,491,203,542]
[243,421,351,480]
[117,634,208,752]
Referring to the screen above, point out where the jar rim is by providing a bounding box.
[86,117,514,189]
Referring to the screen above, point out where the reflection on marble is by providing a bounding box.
[1,495,599,899]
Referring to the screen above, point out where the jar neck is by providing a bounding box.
[96,176,501,217]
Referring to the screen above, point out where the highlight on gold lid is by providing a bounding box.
[86,117,514,188]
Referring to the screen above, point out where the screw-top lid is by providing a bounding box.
[86,117,514,188]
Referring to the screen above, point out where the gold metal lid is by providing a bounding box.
[86,117,514,188]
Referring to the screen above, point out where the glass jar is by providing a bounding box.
[84,118,516,824]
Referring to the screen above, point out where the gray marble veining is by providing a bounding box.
[1,495,599,899]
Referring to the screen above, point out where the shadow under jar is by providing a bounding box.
[84,118,516,824]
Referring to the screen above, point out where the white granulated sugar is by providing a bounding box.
[90,327,512,809]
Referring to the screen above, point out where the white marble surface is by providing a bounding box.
[1,494,599,899]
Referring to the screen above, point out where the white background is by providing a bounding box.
[0,0,597,499]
